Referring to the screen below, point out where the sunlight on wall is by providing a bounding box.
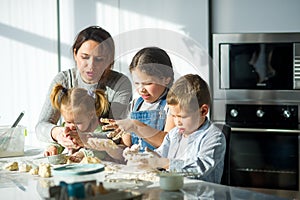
[102,1,209,93]
[0,0,58,147]
[93,1,210,97]
[59,0,209,88]
[0,0,209,147]
[96,2,120,37]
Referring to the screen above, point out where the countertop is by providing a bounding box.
[0,146,298,200]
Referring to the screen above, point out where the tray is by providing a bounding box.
[52,164,105,176]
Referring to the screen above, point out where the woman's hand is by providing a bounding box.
[51,127,82,150]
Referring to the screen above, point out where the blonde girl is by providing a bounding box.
[44,83,109,159]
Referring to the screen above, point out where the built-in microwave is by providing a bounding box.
[213,33,300,90]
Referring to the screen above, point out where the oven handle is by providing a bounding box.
[232,127,300,134]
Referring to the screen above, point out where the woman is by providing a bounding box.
[36,26,132,150]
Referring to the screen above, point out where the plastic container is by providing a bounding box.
[0,125,26,157]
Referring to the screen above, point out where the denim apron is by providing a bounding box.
[130,96,167,151]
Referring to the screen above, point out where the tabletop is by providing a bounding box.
[0,146,295,200]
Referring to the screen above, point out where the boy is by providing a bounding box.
[140,74,226,184]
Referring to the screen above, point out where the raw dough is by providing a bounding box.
[3,161,18,171]
[106,131,115,138]
[123,144,140,161]
[88,138,119,149]
[19,163,32,172]
[38,163,51,178]
[29,167,39,175]
[80,156,102,164]
[100,118,111,124]
[106,130,128,141]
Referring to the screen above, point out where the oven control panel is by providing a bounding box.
[226,104,298,129]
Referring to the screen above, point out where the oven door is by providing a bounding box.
[229,127,299,191]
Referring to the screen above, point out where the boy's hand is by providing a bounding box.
[138,147,169,169]
[144,147,161,157]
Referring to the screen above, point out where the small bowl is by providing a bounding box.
[159,173,184,191]
[47,154,67,165]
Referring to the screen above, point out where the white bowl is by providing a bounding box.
[159,173,184,191]
[47,154,67,165]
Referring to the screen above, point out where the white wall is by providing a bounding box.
[59,0,210,96]
[0,0,58,146]
[116,0,209,84]
[212,0,300,33]
[1,0,209,146]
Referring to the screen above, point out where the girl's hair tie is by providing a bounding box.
[62,87,68,94]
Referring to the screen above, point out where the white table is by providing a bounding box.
[0,146,294,200]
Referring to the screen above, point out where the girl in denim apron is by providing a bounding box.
[101,47,175,154]
[124,47,175,151]
[130,92,167,151]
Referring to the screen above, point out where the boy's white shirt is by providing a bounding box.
[155,119,226,184]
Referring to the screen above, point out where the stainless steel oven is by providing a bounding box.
[211,33,300,191]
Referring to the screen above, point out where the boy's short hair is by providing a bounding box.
[166,74,211,113]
